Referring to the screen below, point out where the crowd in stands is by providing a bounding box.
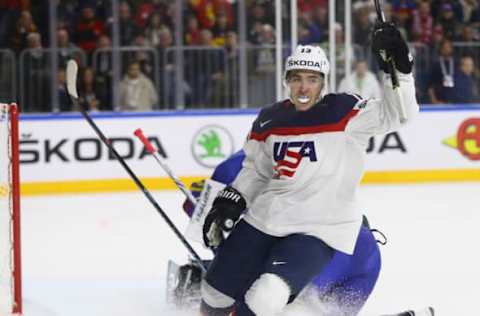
[0,0,479,112]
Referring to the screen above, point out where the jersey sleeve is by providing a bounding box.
[345,72,419,145]
[211,150,245,185]
[231,113,273,206]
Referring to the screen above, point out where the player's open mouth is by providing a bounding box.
[297,96,310,103]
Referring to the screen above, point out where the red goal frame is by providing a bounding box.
[2,103,22,314]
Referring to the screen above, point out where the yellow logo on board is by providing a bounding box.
[443,118,480,160]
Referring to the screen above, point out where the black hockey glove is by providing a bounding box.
[202,186,246,248]
[371,22,413,74]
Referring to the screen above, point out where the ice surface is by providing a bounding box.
[20,183,480,315]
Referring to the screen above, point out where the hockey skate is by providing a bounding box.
[384,306,435,316]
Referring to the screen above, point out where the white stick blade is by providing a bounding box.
[66,59,79,99]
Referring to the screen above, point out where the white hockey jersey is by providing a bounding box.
[232,72,419,254]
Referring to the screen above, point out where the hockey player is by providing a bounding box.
[179,150,433,315]
[181,149,382,315]
[199,21,420,316]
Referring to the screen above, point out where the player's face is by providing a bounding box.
[287,70,324,111]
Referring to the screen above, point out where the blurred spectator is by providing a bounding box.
[428,39,456,104]
[190,0,234,30]
[212,12,232,46]
[452,55,479,103]
[338,60,381,100]
[144,12,169,48]
[29,1,48,47]
[185,14,202,45]
[93,34,113,110]
[311,6,329,43]
[0,50,15,101]
[248,21,264,44]
[209,31,240,107]
[431,0,464,22]
[57,28,81,68]
[247,2,274,43]
[135,0,172,29]
[249,23,276,107]
[184,29,224,107]
[116,1,139,46]
[458,24,478,41]
[455,24,479,58]
[158,27,181,108]
[22,32,50,112]
[470,4,480,29]
[131,34,155,79]
[460,0,478,23]
[74,3,105,55]
[11,10,38,52]
[1,1,26,48]
[298,0,327,13]
[321,23,353,79]
[119,61,157,111]
[353,6,374,62]
[57,68,73,112]
[436,3,462,40]
[392,0,415,40]
[430,24,446,61]
[57,0,78,33]
[297,11,323,45]
[411,0,434,45]
[78,67,106,111]
[297,20,322,45]
[391,0,417,13]
[199,28,214,46]
[354,6,374,48]
[158,27,174,66]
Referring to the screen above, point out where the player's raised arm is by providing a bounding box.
[346,22,419,139]
[372,22,419,125]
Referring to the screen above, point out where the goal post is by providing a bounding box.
[0,103,22,315]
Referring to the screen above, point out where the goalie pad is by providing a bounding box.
[166,259,211,307]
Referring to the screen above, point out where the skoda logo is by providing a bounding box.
[192,125,234,168]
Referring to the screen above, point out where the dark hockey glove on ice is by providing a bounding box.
[371,22,413,74]
[202,186,246,248]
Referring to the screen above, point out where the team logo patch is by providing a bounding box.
[273,141,317,178]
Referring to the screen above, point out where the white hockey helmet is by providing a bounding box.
[283,45,330,100]
[284,45,330,80]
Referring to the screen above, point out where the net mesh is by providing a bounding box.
[0,103,14,313]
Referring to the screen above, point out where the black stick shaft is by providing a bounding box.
[80,110,207,273]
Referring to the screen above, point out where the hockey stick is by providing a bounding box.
[134,130,218,244]
[133,128,198,207]
[373,0,407,123]
[65,60,207,273]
